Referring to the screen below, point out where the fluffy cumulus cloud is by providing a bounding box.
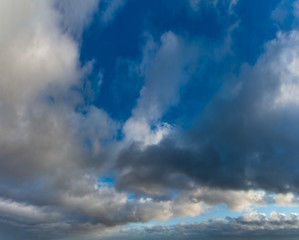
[274,193,298,206]
[1,0,299,239]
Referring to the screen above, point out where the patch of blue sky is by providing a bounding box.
[232,0,282,65]
[252,204,299,217]
[97,177,115,188]
[79,0,146,121]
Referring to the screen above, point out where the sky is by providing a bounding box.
[1,0,299,239]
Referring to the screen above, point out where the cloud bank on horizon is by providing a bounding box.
[1,0,299,239]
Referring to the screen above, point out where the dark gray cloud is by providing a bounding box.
[115,29,299,196]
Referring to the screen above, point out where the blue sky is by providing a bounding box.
[1,0,299,239]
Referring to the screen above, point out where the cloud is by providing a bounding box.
[1,0,299,239]
[0,0,82,180]
[101,0,126,24]
[0,2,206,237]
[274,193,298,206]
[56,0,100,39]
[102,212,299,240]
[123,31,198,146]
[190,189,267,212]
[271,0,299,31]
[0,0,128,237]
[115,29,299,196]
[0,197,62,224]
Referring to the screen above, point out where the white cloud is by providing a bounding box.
[274,193,298,206]
[123,118,172,146]
[191,189,267,212]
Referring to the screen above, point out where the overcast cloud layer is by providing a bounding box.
[1,0,299,239]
